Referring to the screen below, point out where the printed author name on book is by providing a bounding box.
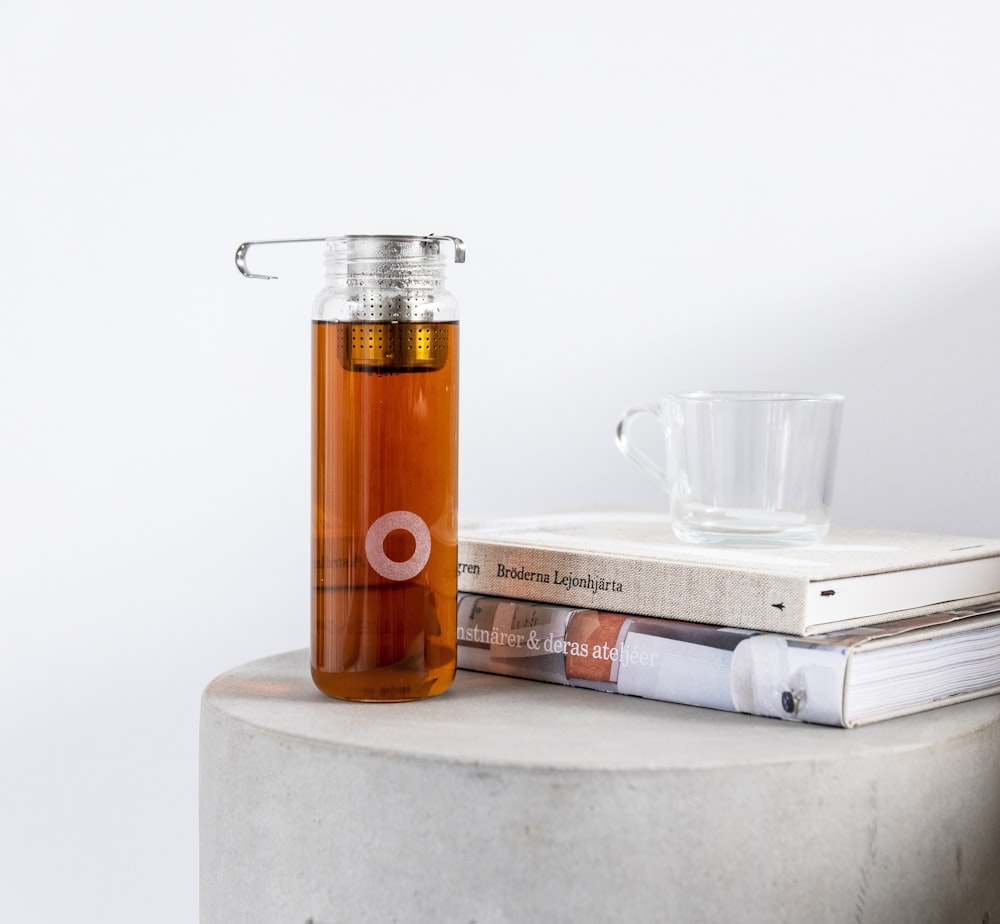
[459,560,626,596]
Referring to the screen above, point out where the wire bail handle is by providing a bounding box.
[234,234,466,280]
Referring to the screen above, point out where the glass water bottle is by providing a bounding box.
[236,233,464,702]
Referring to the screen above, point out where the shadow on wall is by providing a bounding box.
[458,234,1000,539]
[762,241,1000,537]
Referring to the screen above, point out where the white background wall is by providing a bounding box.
[3,1,1000,919]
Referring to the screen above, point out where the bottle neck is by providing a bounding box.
[324,236,449,290]
[315,236,457,323]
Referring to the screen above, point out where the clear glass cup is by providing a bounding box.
[616,391,845,547]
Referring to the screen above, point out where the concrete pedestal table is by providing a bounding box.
[200,649,1000,924]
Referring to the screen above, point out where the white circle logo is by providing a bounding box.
[364,511,432,581]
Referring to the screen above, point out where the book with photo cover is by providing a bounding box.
[457,510,1000,635]
[456,592,1000,727]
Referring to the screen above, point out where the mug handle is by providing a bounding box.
[615,403,667,485]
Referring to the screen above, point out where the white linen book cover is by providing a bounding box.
[456,510,1000,635]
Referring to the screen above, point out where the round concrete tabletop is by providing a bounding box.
[203,648,1000,766]
[200,650,1000,924]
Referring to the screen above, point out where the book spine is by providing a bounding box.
[457,538,810,634]
[457,593,850,727]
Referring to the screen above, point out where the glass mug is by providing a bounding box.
[616,391,845,547]
[236,234,465,702]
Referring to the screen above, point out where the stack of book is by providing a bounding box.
[456,510,1000,727]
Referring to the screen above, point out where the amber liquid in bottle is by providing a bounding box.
[312,319,458,701]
